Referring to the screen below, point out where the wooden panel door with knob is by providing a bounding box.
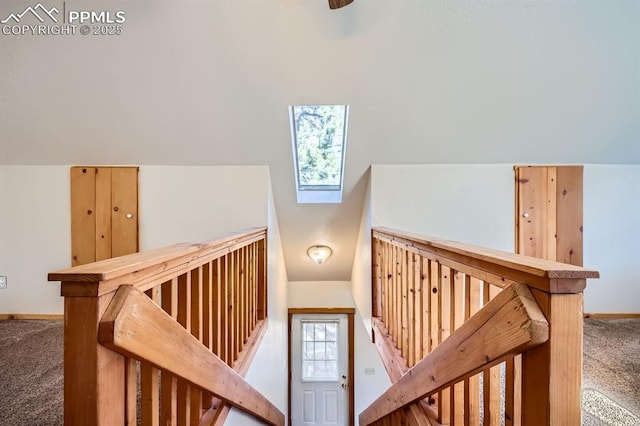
[71,166,139,266]
[515,165,583,266]
[291,314,349,426]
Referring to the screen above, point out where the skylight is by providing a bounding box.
[289,105,349,204]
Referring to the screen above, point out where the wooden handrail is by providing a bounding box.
[360,283,549,425]
[374,227,599,293]
[49,227,266,296]
[49,227,270,425]
[99,285,285,426]
[370,227,599,424]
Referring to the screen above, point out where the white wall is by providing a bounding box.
[2,0,638,167]
[369,164,639,313]
[1,165,272,315]
[584,165,640,313]
[0,166,68,314]
[225,174,289,425]
[288,281,391,425]
[371,164,514,251]
[351,172,373,335]
[139,166,269,249]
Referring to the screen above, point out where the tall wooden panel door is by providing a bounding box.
[71,166,139,266]
[515,165,583,266]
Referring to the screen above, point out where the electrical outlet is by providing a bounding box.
[364,367,375,375]
[0,276,6,289]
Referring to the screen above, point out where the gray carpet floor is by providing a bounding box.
[0,320,63,425]
[0,319,638,425]
[582,319,640,426]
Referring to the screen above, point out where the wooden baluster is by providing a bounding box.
[212,258,221,358]
[161,278,178,425]
[239,248,245,351]
[372,237,383,318]
[505,354,522,426]
[241,246,247,347]
[227,252,236,366]
[248,244,254,332]
[236,249,243,356]
[382,242,389,328]
[410,253,420,367]
[439,266,452,424]
[253,241,258,327]
[396,246,402,346]
[400,248,408,362]
[388,242,394,334]
[464,277,482,426]
[253,243,260,326]
[210,258,225,418]
[125,358,137,425]
[177,273,191,425]
[257,238,266,321]
[384,243,390,335]
[389,245,397,342]
[190,267,203,423]
[238,248,243,353]
[490,285,503,426]
[482,283,502,426]
[451,270,465,425]
[234,250,241,362]
[428,260,440,413]
[247,245,252,340]
[379,241,384,325]
[253,242,258,328]
[412,254,422,365]
[421,257,430,359]
[202,262,214,411]
[389,245,395,342]
[203,263,212,352]
[220,255,229,365]
[141,287,160,426]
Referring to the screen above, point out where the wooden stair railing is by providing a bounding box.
[360,283,548,425]
[48,227,281,426]
[366,227,600,426]
[99,285,284,426]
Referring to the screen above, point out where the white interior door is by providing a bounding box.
[291,314,349,426]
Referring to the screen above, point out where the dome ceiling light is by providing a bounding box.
[307,245,333,264]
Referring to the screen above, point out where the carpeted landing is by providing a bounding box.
[582,318,640,426]
[0,319,638,425]
[0,320,63,425]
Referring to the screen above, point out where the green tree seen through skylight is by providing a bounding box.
[293,105,347,188]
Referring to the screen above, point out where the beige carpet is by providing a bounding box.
[0,318,638,425]
[582,318,640,425]
[0,320,63,425]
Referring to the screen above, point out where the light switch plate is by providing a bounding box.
[364,367,375,375]
[0,276,6,289]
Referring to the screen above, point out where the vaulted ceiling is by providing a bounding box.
[1,0,638,281]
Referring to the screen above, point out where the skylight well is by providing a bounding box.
[289,105,349,204]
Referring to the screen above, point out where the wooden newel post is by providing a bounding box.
[521,278,586,425]
[62,284,125,425]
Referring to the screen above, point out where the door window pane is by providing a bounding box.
[301,321,339,381]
